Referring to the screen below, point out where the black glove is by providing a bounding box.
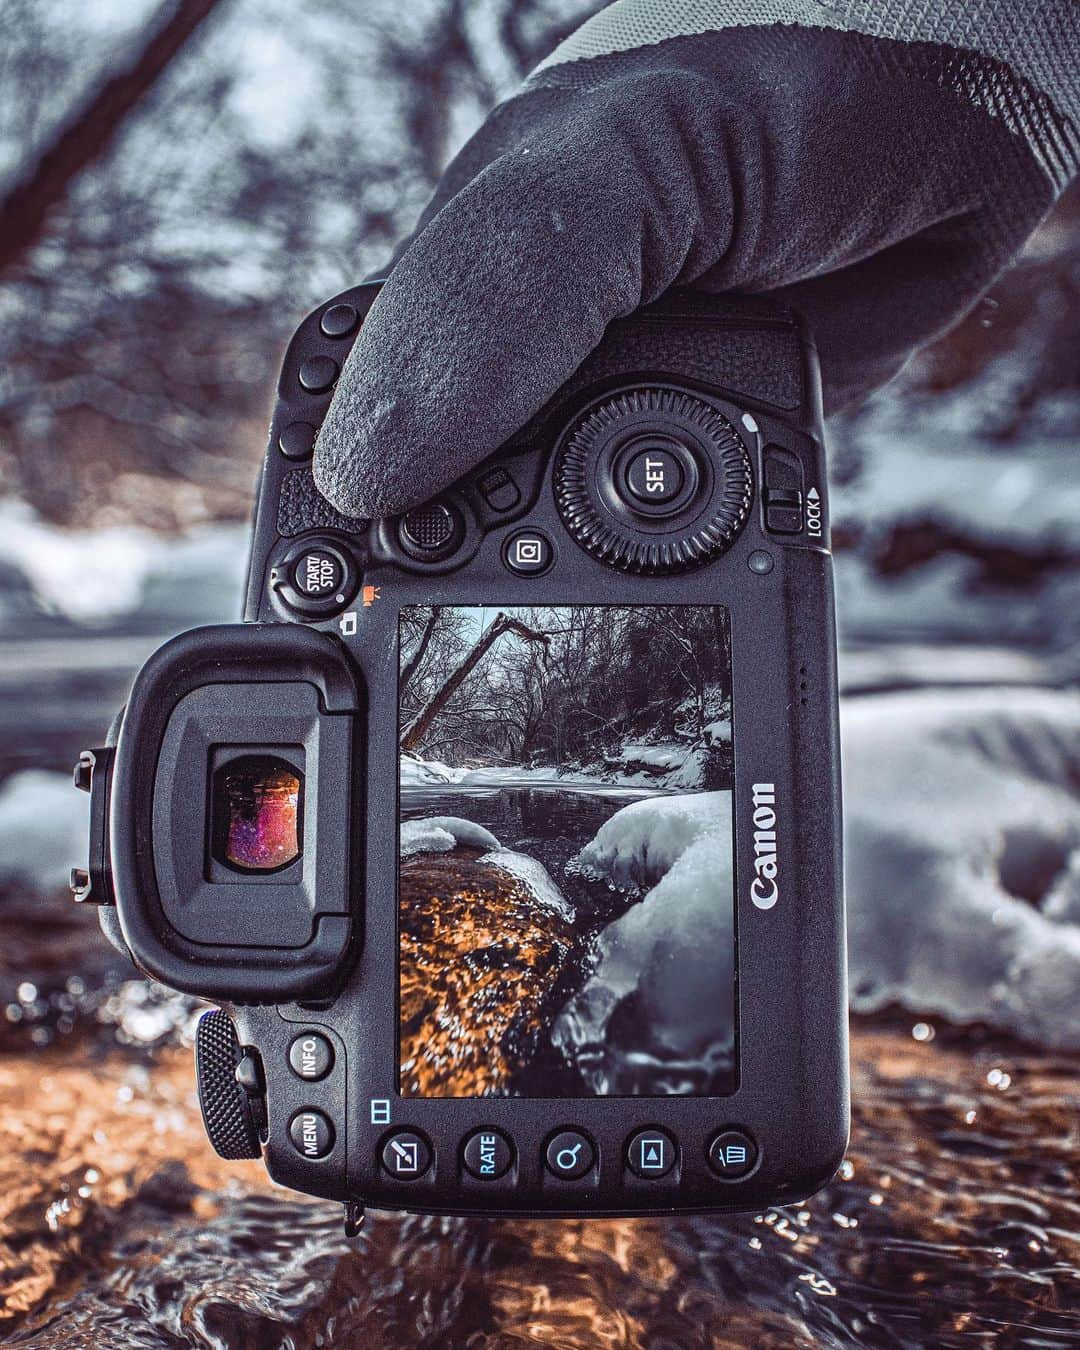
[315,0,1079,518]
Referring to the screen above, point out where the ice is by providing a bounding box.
[843,687,1080,1049]
[0,770,89,890]
[575,791,728,890]
[399,816,501,857]
[478,849,575,921]
[554,792,734,1093]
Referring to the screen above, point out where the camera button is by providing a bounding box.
[503,530,553,576]
[399,501,461,557]
[544,1129,595,1180]
[476,465,521,513]
[625,1128,677,1179]
[278,421,317,460]
[622,446,687,507]
[462,1128,514,1181]
[319,303,358,338]
[288,1032,334,1082]
[292,548,345,598]
[381,1129,432,1180]
[298,355,339,393]
[708,1128,759,1180]
[288,1108,335,1160]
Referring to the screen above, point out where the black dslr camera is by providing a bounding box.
[74,282,847,1224]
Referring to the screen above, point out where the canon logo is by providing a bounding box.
[750,782,778,910]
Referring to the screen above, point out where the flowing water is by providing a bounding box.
[1,792,1076,1344]
[1,1023,1075,1346]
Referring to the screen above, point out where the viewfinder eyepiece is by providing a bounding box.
[212,753,303,873]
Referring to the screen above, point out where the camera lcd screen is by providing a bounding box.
[398,604,736,1098]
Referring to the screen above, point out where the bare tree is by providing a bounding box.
[0,0,228,274]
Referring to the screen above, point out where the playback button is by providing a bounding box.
[625,1128,677,1179]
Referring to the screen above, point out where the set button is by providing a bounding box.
[462,1128,514,1180]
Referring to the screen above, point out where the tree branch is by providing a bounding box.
[0,0,227,274]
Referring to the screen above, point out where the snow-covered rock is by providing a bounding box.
[555,791,734,1093]
[399,816,500,857]
[574,791,729,890]
[843,687,1080,1049]
[478,849,575,921]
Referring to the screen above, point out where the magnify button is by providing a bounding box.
[544,1129,595,1180]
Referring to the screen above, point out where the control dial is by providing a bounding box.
[553,387,752,573]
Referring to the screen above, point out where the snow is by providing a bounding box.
[399,754,471,786]
[0,502,244,626]
[478,850,575,922]
[574,791,729,890]
[843,686,1080,1050]
[554,792,735,1094]
[0,770,89,891]
[615,743,684,771]
[399,816,500,857]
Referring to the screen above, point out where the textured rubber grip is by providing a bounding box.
[195,1008,261,1160]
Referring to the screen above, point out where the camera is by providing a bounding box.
[73,282,847,1223]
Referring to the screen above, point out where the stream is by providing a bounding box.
[400,779,660,1097]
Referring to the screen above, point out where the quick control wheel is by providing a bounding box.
[553,387,752,573]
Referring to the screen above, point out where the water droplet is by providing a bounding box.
[964,1109,977,1125]
[911,1022,934,1042]
[17,982,37,1004]
[869,1193,885,1206]
[838,1160,855,1180]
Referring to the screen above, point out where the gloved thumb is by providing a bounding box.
[313,79,734,519]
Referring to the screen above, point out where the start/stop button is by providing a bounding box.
[270,538,357,618]
[293,548,345,598]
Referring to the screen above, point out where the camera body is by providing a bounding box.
[76,281,847,1221]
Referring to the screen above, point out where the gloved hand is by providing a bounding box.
[314,0,1079,518]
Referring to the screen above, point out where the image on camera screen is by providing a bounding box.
[398,604,736,1098]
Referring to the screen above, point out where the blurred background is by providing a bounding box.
[0,1,1077,1345]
